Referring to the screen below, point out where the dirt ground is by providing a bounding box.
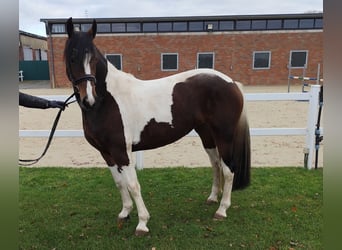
[19,81,323,168]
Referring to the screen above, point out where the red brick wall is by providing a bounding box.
[49,31,323,88]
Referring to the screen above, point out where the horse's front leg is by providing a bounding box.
[110,165,150,235]
[109,167,133,225]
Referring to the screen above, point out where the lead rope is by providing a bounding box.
[19,93,77,166]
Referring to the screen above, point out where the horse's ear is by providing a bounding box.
[88,19,97,39]
[66,17,74,38]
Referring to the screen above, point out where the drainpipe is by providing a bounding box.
[45,21,55,88]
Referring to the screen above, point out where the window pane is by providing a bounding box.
[158,22,172,32]
[290,51,307,68]
[97,23,111,33]
[284,19,298,29]
[81,23,92,32]
[51,24,65,33]
[198,53,214,69]
[253,52,271,69]
[162,54,178,71]
[252,20,266,30]
[127,23,141,32]
[219,21,234,30]
[315,18,323,28]
[267,19,282,29]
[112,23,126,32]
[189,21,203,31]
[106,54,122,70]
[143,23,157,32]
[299,19,314,29]
[173,22,187,32]
[236,20,251,30]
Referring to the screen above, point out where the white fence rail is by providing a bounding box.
[19,85,323,170]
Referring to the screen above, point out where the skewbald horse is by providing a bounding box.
[64,18,251,236]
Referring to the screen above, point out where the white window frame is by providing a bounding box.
[289,50,308,68]
[253,51,271,70]
[161,53,178,71]
[197,52,215,69]
[106,54,123,70]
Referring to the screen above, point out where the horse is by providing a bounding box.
[64,17,251,236]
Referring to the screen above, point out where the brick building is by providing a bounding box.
[19,30,48,61]
[41,13,323,88]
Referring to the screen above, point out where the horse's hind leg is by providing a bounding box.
[205,148,222,204]
[195,126,221,204]
[214,160,234,219]
[213,134,235,219]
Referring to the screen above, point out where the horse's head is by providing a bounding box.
[64,17,101,110]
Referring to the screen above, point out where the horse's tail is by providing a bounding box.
[232,85,251,190]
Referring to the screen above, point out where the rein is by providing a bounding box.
[19,93,77,166]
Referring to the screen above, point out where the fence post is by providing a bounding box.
[304,85,321,169]
[135,151,144,170]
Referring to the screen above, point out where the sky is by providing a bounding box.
[19,0,323,37]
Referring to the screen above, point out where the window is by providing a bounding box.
[112,23,126,32]
[161,53,178,71]
[173,22,187,32]
[143,23,157,32]
[204,21,218,31]
[253,51,271,69]
[267,19,282,29]
[252,20,267,30]
[97,23,111,33]
[197,53,214,69]
[23,46,33,61]
[106,54,122,70]
[189,21,203,31]
[158,22,172,32]
[236,20,251,30]
[81,23,92,32]
[284,19,299,29]
[51,24,65,33]
[299,19,314,29]
[41,50,48,61]
[219,21,234,31]
[126,23,141,32]
[315,18,323,28]
[289,50,308,68]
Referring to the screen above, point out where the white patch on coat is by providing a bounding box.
[83,53,95,106]
[105,63,234,146]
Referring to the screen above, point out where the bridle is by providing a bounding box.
[72,74,97,86]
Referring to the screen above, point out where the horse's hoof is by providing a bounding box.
[213,212,226,221]
[135,229,149,236]
[117,215,130,229]
[206,199,218,205]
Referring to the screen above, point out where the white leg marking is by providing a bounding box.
[215,160,234,219]
[123,166,150,234]
[109,167,133,219]
[83,53,95,106]
[110,165,150,233]
[205,148,221,203]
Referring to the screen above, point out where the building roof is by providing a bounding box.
[41,12,323,24]
[19,30,47,40]
[41,12,323,35]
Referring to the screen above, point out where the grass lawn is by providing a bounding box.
[19,167,322,249]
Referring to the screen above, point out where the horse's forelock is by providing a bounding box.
[65,32,95,66]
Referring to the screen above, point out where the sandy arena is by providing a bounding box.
[19,82,323,168]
